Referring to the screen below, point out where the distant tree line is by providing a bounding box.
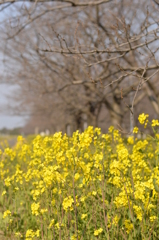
[0,127,22,135]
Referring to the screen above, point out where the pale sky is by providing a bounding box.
[0,5,25,129]
[0,84,25,129]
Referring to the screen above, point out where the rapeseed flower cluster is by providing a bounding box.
[3,210,11,219]
[94,228,103,236]
[138,113,149,124]
[26,229,40,240]
[0,114,159,239]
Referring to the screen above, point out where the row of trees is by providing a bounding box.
[1,0,159,134]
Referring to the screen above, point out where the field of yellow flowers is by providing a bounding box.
[1,113,159,239]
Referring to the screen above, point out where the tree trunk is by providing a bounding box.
[87,113,97,128]
[144,83,159,115]
[105,99,123,128]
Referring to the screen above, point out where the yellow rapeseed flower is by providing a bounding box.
[40,208,48,214]
[2,190,6,196]
[133,205,142,221]
[112,215,120,226]
[62,196,74,211]
[133,127,139,133]
[31,202,40,216]
[48,219,55,229]
[108,126,114,133]
[15,232,22,238]
[127,136,134,145]
[92,191,97,196]
[94,228,103,236]
[74,173,80,181]
[138,113,149,125]
[81,214,87,220]
[152,119,159,127]
[149,216,157,222]
[3,210,11,219]
[124,219,133,233]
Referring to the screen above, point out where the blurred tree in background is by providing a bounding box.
[0,0,159,134]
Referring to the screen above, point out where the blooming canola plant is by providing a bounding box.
[0,114,159,239]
